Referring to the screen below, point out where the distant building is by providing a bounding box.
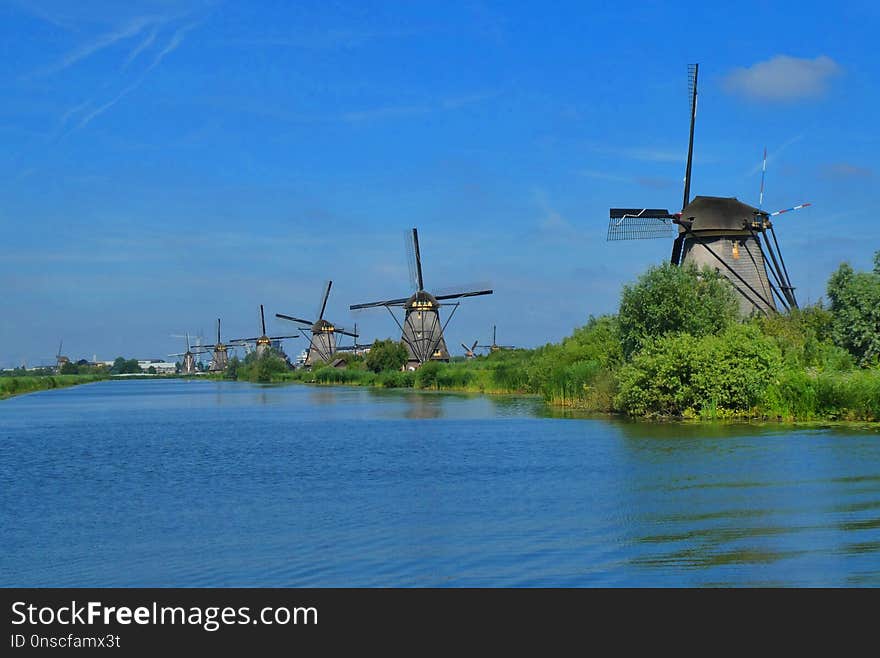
[137,360,176,374]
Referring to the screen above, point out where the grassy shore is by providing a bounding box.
[0,374,108,400]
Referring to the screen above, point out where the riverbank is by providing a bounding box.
[0,374,108,400]
[222,255,880,424]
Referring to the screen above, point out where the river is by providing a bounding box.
[1,378,878,586]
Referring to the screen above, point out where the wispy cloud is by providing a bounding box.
[146,22,199,73]
[589,144,685,164]
[746,133,804,176]
[33,16,159,77]
[74,80,143,131]
[820,163,873,179]
[579,169,678,190]
[724,55,842,102]
[124,27,158,69]
[62,20,201,134]
[340,90,497,123]
[220,28,419,50]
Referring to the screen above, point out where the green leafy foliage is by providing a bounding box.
[616,324,782,417]
[827,255,880,367]
[235,349,290,382]
[110,357,141,374]
[618,263,739,358]
[365,339,408,373]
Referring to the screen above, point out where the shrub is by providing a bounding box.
[618,263,739,359]
[827,255,880,367]
[365,339,408,373]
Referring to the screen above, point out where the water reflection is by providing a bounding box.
[2,378,879,586]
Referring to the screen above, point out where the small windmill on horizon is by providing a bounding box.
[231,305,299,358]
[199,319,241,372]
[479,325,515,353]
[276,281,360,366]
[351,228,493,370]
[169,333,209,375]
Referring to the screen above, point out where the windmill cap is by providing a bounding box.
[313,319,334,331]
[682,196,766,233]
[406,291,439,308]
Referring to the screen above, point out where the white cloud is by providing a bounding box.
[724,55,841,102]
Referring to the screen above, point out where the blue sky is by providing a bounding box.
[1,0,878,366]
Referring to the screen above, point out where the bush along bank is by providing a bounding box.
[0,373,108,400]
[225,252,880,422]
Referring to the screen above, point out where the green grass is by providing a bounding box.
[0,374,107,400]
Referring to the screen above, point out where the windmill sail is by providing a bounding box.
[351,227,492,368]
[605,64,803,317]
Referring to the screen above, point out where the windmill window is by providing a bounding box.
[732,241,740,259]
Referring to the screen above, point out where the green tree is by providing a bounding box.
[618,262,739,359]
[365,339,408,373]
[827,254,880,367]
[60,361,79,375]
[225,356,240,379]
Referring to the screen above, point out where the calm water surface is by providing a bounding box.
[1,379,879,586]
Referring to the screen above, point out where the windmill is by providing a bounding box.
[199,319,240,372]
[169,333,209,375]
[275,281,359,366]
[350,228,493,370]
[55,340,69,372]
[479,325,515,353]
[231,305,299,358]
[461,340,479,359]
[605,64,809,316]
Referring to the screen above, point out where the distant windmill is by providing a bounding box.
[199,319,240,372]
[479,325,515,353]
[605,64,809,316]
[231,305,299,358]
[350,228,493,369]
[169,333,209,375]
[460,340,479,359]
[276,281,359,366]
[55,340,69,372]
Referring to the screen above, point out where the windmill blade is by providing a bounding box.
[759,147,767,210]
[770,203,811,217]
[267,334,300,340]
[461,343,471,352]
[217,318,221,344]
[434,289,493,302]
[57,340,63,358]
[471,340,478,351]
[275,313,315,327]
[682,63,699,210]
[332,324,358,337]
[260,305,267,335]
[405,229,420,291]
[434,281,492,298]
[411,228,424,291]
[350,296,410,310]
[317,280,332,321]
[607,209,676,241]
[229,336,260,343]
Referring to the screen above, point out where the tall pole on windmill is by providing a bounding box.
[672,63,699,265]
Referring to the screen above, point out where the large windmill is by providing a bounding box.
[275,281,359,366]
[169,333,209,375]
[199,319,240,372]
[351,228,493,369]
[231,305,299,358]
[478,325,515,353]
[605,64,809,316]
